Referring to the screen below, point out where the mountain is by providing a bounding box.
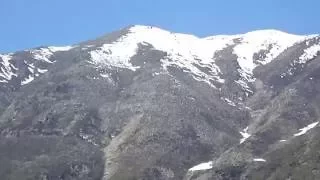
[0,25,319,180]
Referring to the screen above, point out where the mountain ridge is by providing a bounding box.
[1,25,318,91]
[0,25,320,180]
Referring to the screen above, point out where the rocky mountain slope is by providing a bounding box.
[0,25,320,180]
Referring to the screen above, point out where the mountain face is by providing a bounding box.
[0,25,320,180]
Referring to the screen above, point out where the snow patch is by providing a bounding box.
[233,30,307,75]
[280,41,320,78]
[235,79,254,93]
[100,73,115,84]
[188,161,213,171]
[100,73,111,78]
[28,66,34,73]
[298,43,320,63]
[90,44,140,71]
[221,97,236,107]
[152,72,161,76]
[31,46,73,63]
[240,127,251,144]
[294,121,319,137]
[0,54,17,81]
[48,46,74,52]
[21,75,34,85]
[37,68,48,74]
[32,48,55,63]
[253,158,266,162]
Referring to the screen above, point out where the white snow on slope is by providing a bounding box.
[188,161,213,171]
[240,126,251,144]
[90,25,237,86]
[31,48,55,63]
[37,68,48,74]
[90,25,313,88]
[100,73,115,85]
[16,46,74,85]
[0,46,71,84]
[48,46,74,52]
[0,54,17,81]
[253,158,267,162]
[221,97,236,106]
[298,43,320,63]
[21,75,34,85]
[294,121,319,137]
[235,77,254,94]
[233,30,307,74]
[31,46,74,63]
[232,30,313,91]
[281,40,320,79]
[26,62,35,74]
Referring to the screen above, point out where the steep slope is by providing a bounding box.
[0,25,319,180]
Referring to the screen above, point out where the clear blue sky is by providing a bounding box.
[0,0,319,53]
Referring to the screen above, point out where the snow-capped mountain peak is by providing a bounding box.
[1,25,318,90]
[89,25,315,88]
[1,25,320,180]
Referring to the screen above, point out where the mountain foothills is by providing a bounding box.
[0,25,320,180]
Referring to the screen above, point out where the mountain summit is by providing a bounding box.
[0,25,320,180]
